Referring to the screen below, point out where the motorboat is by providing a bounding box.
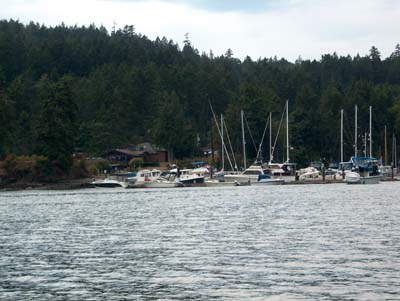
[143,172,183,188]
[252,174,284,185]
[298,167,320,181]
[204,179,249,187]
[91,177,128,188]
[342,157,383,184]
[126,169,162,188]
[170,168,205,185]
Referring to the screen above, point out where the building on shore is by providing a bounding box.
[102,142,168,169]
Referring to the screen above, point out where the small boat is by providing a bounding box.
[343,157,383,184]
[204,179,249,187]
[143,172,183,188]
[91,177,128,188]
[222,163,284,184]
[298,167,320,181]
[126,169,162,188]
[170,168,205,185]
[252,174,284,185]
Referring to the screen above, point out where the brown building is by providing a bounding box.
[102,143,168,168]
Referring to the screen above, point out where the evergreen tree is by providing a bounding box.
[35,76,77,173]
[0,92,14,158]
[152,91,195,159]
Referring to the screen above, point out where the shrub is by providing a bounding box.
[33,156,53,181]
[129,157,144,171]
[85,159,111,176]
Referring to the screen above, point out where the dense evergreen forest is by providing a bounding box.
[1,19,400,170]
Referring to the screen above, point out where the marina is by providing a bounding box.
[1,6,400,301]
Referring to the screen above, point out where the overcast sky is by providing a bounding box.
[2,0,400,62]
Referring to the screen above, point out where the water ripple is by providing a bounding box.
[1,183,400,300]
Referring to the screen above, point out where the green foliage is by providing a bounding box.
[35,76,77,173]
[152,91,196,159]
[0,19,400,168]
[129,157,144,170]
[86,159,111,176]
[69,159,89,178]
[33,156,53,181]
[3,154,50,181]
[0,93,14,158]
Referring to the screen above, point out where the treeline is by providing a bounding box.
[1,19,400,171]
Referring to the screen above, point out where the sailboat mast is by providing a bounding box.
[241,110,246,170]
[364,132,367,156]
[221,114,224,171]
[384,125,387,165]
[341,109,344,163]
[392,133,395,167]
[286,100,289,163]
[369,106,372,158]
[392,134,397,169]
[269,111,272,163]
[355,104,358,157]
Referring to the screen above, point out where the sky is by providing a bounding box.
[1,0,400,62]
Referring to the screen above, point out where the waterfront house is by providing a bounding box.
[102,142,168,169]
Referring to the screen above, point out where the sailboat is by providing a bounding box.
[263,100,296,180]
[222,110,284,185]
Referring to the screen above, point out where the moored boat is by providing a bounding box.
[126,169,162,188]
[143,172,183,188]
[222,163,284,184]
[170,168,205,186]
[91,177,128,188]
[343,157,383,184]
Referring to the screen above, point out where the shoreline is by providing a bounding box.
[0,178,94,191]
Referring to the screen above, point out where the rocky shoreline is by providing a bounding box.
[0,178,95,191]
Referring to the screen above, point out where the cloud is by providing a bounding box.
[105,0,275,12]
[1,0,400,61]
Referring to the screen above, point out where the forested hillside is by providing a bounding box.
[1,19,400,168]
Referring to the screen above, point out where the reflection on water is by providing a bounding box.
[1,183,400,300]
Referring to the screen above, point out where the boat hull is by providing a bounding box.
[91,179,127,188]
[204,180,249,187]
[252,179,285,185]
[346,173,382,184]
[180,176,205,185]
[143,181,183,188]
[223,174,256,183]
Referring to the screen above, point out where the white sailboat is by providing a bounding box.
[222,110,284,185]
[263,100,296,179]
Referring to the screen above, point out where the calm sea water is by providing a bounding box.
[1,183,400,300]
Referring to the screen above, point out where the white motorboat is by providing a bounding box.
[143,172,183,188]
[126,169,162,188]
[298,167,321,181]
[204,179,248,187]
[170,168,205,185]
[252,174,284,185]
[91,177,128,188]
